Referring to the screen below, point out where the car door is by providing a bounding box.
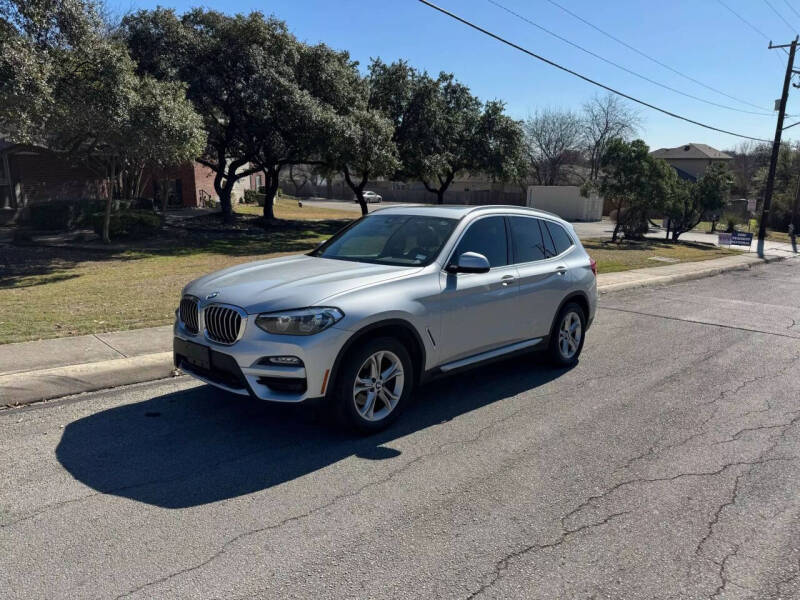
[509,216,576,338]
[437,215,522,364]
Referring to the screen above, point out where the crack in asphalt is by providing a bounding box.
[694,472,746,558]
[463,511,631,600]
[712,412,800,447]
[709,543,740,599]
[599,306,800,340]
[463,457,795,599]
[621,353,800,471]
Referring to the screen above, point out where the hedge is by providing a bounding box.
[90,210,162,238]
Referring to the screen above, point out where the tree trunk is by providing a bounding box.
[102,193,113,244]
[212,167,234,223]
[217,182,234,223]
[343,167,368,216]
[611,220,621,243]
[262,167,280,222]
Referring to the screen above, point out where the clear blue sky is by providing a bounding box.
[110,0,800,151]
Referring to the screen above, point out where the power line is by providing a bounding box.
[717,0,789,65]
[764,0,798,33]
[538,0,774,113]
[487,0,774,116]
[784,0,800,22]
[416,0,772,143]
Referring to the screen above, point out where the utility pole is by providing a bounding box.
[759,36,799,257]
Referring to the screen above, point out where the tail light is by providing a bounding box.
[589,258,597,277]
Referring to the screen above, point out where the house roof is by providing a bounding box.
[650,143,732,161]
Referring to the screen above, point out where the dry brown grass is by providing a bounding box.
[582,238,739,273]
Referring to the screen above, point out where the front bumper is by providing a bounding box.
[173,318,349,403]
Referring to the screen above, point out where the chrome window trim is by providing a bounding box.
[441,214,513,273]
[508,215,575,267]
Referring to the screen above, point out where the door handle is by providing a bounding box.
[555,265,567,275]
[500,274,516,286]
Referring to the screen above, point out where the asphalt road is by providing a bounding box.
[3,260,800,599]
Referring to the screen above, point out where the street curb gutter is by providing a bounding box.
[596,254,788,294]
[1,352,176,408]
[2,254,795,408]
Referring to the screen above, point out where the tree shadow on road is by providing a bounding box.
[55,355,571,509]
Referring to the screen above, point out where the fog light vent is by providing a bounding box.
[258,356,304,367]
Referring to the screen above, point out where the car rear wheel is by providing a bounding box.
[548,302,586,367]
[334,337,414,433]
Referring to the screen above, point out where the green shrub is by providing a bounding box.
[722,211,743,232]
[25,199,110,231]
[91,210,162,238]
[26,201,80,231]
[244,189,266,206]
[243,189,263,204]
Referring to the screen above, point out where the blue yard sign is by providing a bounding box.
[718,232,754,248]
[730,232,753,247]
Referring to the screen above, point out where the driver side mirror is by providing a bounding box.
[446,251,491,274]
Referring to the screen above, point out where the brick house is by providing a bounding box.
[0,138,252,223]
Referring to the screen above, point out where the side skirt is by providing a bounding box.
[421,337,546,383]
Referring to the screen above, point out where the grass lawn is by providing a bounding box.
[582,238,739,274]
[0,212,737,344]
[235,197,357,220]
[0,202,354,344]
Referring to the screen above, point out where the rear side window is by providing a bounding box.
[543,221,574,256]
[509,216,546,263]
[452,216,508,268]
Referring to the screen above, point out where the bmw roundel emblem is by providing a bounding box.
[205,291,219,300]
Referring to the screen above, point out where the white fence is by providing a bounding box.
[526,186,603,222]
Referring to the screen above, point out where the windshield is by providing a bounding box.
[310,214,458,266]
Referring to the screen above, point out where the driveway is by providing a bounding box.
[2,259,799,598]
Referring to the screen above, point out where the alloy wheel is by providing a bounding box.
[352,350,405,422]
[558,311,582,360]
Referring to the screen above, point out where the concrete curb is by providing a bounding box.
[2,253,796,408]
[1,352,176,408]
[596,254,789,294]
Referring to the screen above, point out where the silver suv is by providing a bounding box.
[174,205,597,431]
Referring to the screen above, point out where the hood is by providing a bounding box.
[184,254,419,314]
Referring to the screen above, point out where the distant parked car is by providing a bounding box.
[360,191,382,204]
[174,205,597,432]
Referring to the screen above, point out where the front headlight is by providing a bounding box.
[255,307,344,336]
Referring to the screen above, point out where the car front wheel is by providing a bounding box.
[548,302,586,367]
[334,337,413,433]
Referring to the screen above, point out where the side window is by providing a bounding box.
[509,216,546,263]
[452,216,508,268]
[544,221,574,255]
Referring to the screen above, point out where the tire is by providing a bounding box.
[333,337,414,433]
[547,302,586,367]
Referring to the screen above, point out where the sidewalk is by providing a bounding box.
[1,250,796,407]
[0,326,175,406]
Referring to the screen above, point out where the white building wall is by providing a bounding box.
[526,186,602,222]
